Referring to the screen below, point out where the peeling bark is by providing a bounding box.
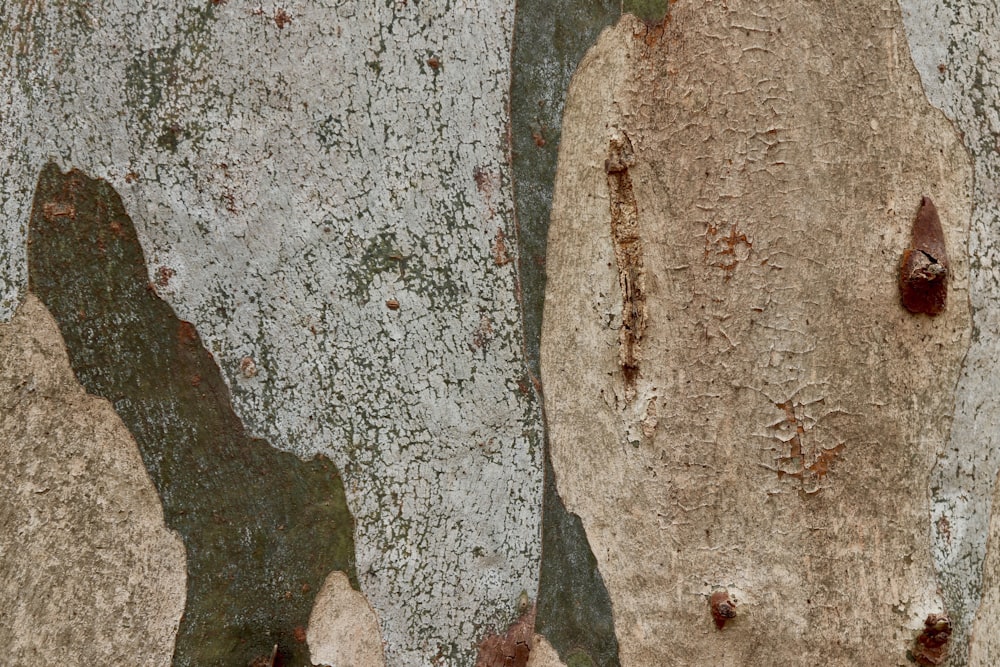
[543,5,971,664]
[28,163,357,666]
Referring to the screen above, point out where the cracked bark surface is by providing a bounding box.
[542,5,971,665]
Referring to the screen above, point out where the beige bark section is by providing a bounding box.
[542,4,972,666]
[308,571,386,667]
[0,295,186,664]
[525,635,568,667]
[970,516,1000,665]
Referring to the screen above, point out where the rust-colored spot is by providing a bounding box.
[42,201,76,222]
[771,400,844,493]
[124,171,140,184]
[222,190,238,214]
[241,356,259,378]
[913,614,951,666]
[900,196,948,316]
[936,515,951,545]
[475,603,535,667]
[178,320,198,345]
[300,583,311,594]
[473,167,490,194]
[274,8,291,28]
[292,626,307,643]
[471,316,494,349]
[709,590,736,629]
[532,130,546,147]
[156,265,176,287]
[427,56,440,69]
[385,298,400,310]
[492,227,512,266]
[705,222,751,279]
[191,374,202,387]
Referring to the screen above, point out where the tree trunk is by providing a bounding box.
[1,1,998,666]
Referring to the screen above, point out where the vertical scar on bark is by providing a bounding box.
[605,132,646,391]
[28,163,358,667]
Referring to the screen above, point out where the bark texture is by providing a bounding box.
[899,2,1000,662]
[1,1,544,663]
[307,571,386,667]
[4,0,1000,664]
[0,295,186,665]
[542,4,972,665]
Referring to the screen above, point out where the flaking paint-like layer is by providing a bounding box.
[542,4,972,665]
[0,294,186,665]
[1,1,544,662]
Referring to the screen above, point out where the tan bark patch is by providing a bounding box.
[969,507,1000,665]
[525,635,568,667]
[307,571,386,667]
[0,295,186,664]
[542,4,971,665]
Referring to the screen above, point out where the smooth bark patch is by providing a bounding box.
[0,294,186,665]
[511,0,623,664]
[28,162,358,667]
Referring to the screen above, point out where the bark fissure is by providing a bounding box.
[605,132,646,391]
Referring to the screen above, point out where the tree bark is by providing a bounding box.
[2,1,999,666]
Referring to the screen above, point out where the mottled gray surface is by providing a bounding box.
[1,2,542,663]
[899,2,1000,662]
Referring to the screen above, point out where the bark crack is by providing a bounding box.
[605,132,646,392]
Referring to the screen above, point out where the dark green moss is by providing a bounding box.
[511,2,622,665]
[623,0,671,23]
[28,163,357,667]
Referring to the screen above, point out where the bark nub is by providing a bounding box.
[900,197,948,316]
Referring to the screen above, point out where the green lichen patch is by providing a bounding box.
[27,162,357,667]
